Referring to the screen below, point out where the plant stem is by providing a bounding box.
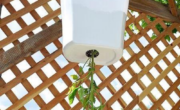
[68,50,104,110]
[89,51,95,105]
[95,91,103,105]
[83,57,90,68]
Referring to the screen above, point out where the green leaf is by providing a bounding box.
[141,19,147,28]
[172,28,177,33]
[99,105,105,110]
[78,86,85,103]
[98,105,105,110]
[151,33,157,40]
[90,91,96,103]
[147,15,155,22]
[93,80,99,90]
[129,23,139,33]
[89,101,95,109]
[82,96,89,108]
[67,54,105,109]
[92,95,96,103]
[68,87,78,104]
[89,68,95,72]
[124,31,127,37]
[88,68,92,72]
[154,0,168,4]
[70,74,79,80]
[155,23,164,33]
[130,10,134,13]
[83,88,89,95]
[164,35,171,42]
[129,24,134,31]
[67,87,72,95]
[89,83,96,104]
[67,84,76,95]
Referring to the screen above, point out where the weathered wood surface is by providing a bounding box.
[129,0,180,23]
[0,21,62,74]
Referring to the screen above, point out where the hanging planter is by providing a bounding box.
[61,0,130,109]
[61,0,129,65]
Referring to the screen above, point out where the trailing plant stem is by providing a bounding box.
[68,50,104,110]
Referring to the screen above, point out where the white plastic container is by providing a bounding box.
[61,0,129,65]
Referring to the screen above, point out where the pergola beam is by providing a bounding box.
[0,21,62,74]
[168,0,178,16]
[129,0,180,23]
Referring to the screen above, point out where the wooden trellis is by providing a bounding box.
[0,0,180,110]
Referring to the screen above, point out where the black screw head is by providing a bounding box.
[86,50,99,58]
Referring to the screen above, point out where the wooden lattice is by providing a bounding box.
[0,0,180,110]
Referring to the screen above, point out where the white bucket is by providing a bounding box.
[61,0,129,65]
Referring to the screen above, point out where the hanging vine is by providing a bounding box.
[154,0,180,9]
[67,50,105,110]
[128,13,178,42]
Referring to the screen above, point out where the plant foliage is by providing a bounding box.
[137,15,178,42]
[67,50,105,110]
[154,0,180,9]
[132,0,180,42]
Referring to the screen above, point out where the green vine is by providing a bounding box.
[134,15,178,42]
[152,0,179,41]
[147,15,177,42]
[67,50,105,110]
[154,0,180,9]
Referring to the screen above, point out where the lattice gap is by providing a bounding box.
[0,0,180,110]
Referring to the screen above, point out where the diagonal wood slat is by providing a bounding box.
[7,62,77,110]
[0,0,51,28]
